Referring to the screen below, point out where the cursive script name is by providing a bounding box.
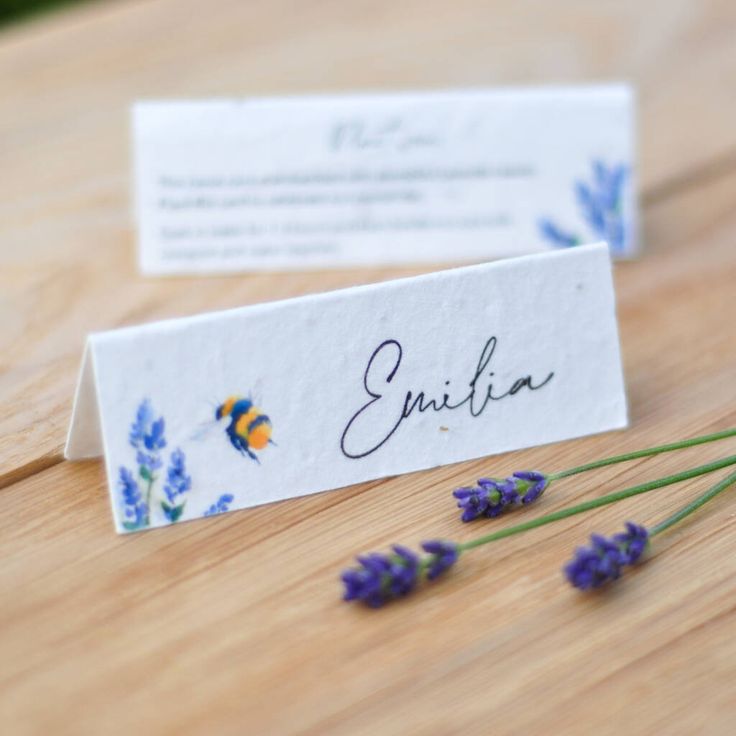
[340,337,554,459]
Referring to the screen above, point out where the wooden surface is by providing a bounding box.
[1,2,736,734]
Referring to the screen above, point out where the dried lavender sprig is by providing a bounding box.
[564,523,649,590]
[342,541,459,607]
[454,472,548,521]
[458,455,736,552]
[453,427,736,521]
[343,456,736,607]
[565,468,736,590]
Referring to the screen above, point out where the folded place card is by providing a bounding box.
[133,85,637,275]
[67,243,626,533]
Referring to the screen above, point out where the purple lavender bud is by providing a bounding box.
[342,556,386,608]
[453,471,548,522]
[513,471,549,505]
[564,522,649,590]
[613,522,649,565]
[421,540,460,580]
[589,534,626,580]
[496,477,520,505]
[453,482,495,521]
[342,545,420,608]
[341,540,459,607]
[389,545,420,597]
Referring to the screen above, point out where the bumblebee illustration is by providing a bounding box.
[215,396,274,463]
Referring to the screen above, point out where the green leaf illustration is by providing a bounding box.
[161,500,185,523]
[122,520,145,531]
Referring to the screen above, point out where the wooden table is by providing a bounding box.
[1,2,735,734]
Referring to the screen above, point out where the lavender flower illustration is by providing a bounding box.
[161,448,191,523]
[203,494,235,517]
[539,160,629,253]
[118,399,244,531]
[119,467,148,530]
[119,400,194,531]
[129,398,166,480]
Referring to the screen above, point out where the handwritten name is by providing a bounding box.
[340,337,554,459]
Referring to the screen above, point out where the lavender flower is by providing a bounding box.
[119,466,148,531]
[514,471,548,504]
[128,399,166,478]
[564,522,649,590]
[538,160,628,253]
[575,161,627,251]
[342,546,418,607]
[538,219,580,249]
[612,522,649,564]
[342,540,459,607]
[421,540,460,580]
[452,479,503,521]
[161,448,191,522]
[129,399,153,446]
[203,494,235,517]
[453,471,548,522]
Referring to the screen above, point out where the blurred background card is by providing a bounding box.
[133,84,637,274]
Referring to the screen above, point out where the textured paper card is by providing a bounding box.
[66,243,627,533]
[133,85,637,274]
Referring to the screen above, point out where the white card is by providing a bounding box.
[133,85,637,274]
[66,243,627,533]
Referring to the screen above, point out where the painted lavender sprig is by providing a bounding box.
[161,448,191,522]
[538,160,629,253]
[129,398,166,481]
[119,399,222,531]
[453,428,736,522]
[203,494,235,517]
[343,455,736,607]
[119,467,148,530]
[125,398,167,527]
[565,468,736,590]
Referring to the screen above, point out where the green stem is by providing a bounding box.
[459,455,736,553]
[650,468,736,537]
[144,477,154,526]
[548,428,736,481]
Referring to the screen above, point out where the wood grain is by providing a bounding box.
[1,1,736,734]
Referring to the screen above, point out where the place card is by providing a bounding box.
[133,85,637,274]
[66,243,627,533]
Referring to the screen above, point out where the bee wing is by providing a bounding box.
[190,420,219,442]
